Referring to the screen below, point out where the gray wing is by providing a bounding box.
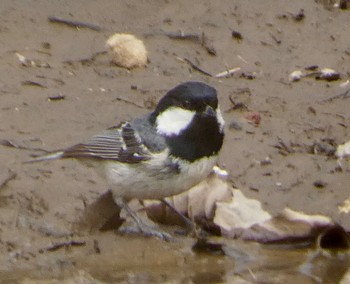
[62,122,151,163]
[129,113,167,153]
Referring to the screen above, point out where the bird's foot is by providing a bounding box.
[118,223,172,241]
[119,225,172,241]
[114,197,173,241]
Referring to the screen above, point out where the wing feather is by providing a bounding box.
[62,122,150,163]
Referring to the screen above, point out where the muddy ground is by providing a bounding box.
[1,0,350,282]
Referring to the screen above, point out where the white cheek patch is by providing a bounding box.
[156,107,195,136]
[216,107,225,132]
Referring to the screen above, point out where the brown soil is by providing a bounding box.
[1,0,350,282]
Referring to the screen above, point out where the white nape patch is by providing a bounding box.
[216,107,225,132]
[156,107,195,136]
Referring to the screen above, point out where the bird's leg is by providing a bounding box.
[161,199,195,235]
[114,197,172,241]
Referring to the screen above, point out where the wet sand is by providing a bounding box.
[1,0,350,282]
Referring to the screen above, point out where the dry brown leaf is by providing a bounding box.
[187,173,232,219]
[219,202,332,243]
[98,170,339,245]
[242,208,332,243]
[144,172,232,225]
[213,188,335,243]
[214,189,271,235]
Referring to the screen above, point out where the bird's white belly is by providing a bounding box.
[102,153,218,200]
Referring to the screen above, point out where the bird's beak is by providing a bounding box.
[203,105,216,117]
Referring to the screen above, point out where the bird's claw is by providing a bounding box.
[119,226,173,241]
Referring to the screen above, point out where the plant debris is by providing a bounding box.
[48,94,65,101]
[289,67,341,82]
[48,16,102,31]
[164,31,201,41]
[45,240,86,252]
[316,68,341,81]
[106,33,148,69]
[176,56,213,77]
[322,88,350,102]
[214,67,241,78]
[163,31,216,55]
[15,52,50,68]
[21,80,47,88]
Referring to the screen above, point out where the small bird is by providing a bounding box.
[29,81,225,240]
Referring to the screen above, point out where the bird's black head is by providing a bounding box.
[155,81,219,115]
[152,81,224,162]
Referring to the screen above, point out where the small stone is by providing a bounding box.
[313,180,327,188]
[229,120,242,130]
[231,29,243,41]
[289,70,304,82]
[260,156,272,166]
[316,68,340,81]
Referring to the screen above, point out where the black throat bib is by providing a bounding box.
[166,114,224,162]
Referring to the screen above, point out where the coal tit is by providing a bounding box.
[30,81,225,239]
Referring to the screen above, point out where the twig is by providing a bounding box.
[45,240,86,252]
[273,138,294,155]
[63,51,106,65]
[184,58,213,76]
[237,55,248,64]
[164,31,200,41]
[0,139,51,153]
[48,16,102,31]
[214,67,241,78]
[48,94,65,101]
[112,96,145,109]
[224,95,248,113]
[201,33,217,55]
[176,56,212,77]
[21,80,47,88]
[0,172,17,190]
[322,88,350,102]
[269,33,281,45]
[163,32,216,55]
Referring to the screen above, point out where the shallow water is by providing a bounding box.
[1,233,349,283]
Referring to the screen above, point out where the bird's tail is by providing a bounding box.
[24,151,65,163]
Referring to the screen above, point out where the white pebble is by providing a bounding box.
[289,70,304,82]
[336,141,350,159]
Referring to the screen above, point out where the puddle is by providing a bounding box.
[0,233,348,283]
